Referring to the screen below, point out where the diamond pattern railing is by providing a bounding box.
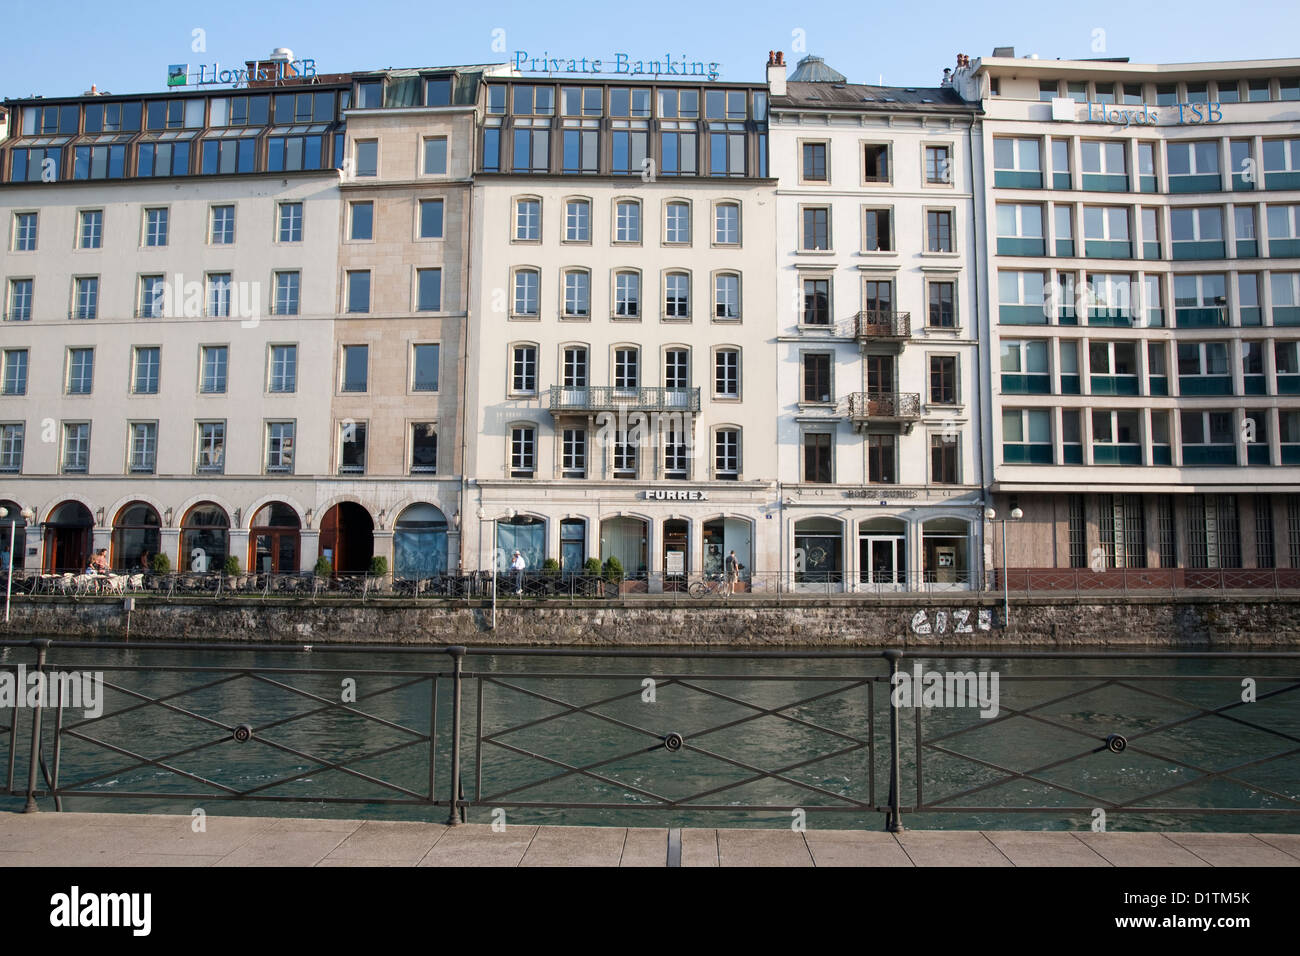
[2,641,1298,830]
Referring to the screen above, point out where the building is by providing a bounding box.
[767,53,986,590]
[463,70,779,588]
[954,51,1300,579]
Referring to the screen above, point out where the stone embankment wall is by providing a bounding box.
[1,594,1296,646]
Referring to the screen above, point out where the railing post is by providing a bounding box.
[446,645,466,826]
[884,648,904,832]
[24,638,50,813]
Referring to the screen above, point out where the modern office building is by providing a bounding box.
[463,69,778,587]
[768,53,986,590]
[954,51,1300,577]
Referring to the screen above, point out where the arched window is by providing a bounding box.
[43,501,93,573]
[394,503,448,579]
[181,502,229,572]
[0,500,28,571]
[112,501,160,571]
[250,502,300,574]
[794,517,843,585]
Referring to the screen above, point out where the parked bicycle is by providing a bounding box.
[688,573,732,598]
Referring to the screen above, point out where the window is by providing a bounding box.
[357,80,383,109]
[423,136,448,174]
[13,213,37,251]
[206,273,231,317]
[274,272,300,316]
[412,344,439,392]
[615,200,641,242]
[1003,408,1052,463]
[803,432,833,483]
[565,199,590,242]
[926,210,954,252]
[510,425,536,477]
[1268,205,1300,254]
[802,142,828,182]
[0,423,26,472]
[996,202,1044,254]
[563,270,590,318]
[1171,206,1225,258]
[200,346,227,393]
[269,345,297,393]
[201,135,257,175]
[614,271,640,318]
[562,428,587,478]
[62,423,90,473]
[73,276,99,319]
[197,422,225,473]
[868,435,896,483]
[355,140,378,177]
[925,145,952,185]
[714,203,740,244]
[8,279,33,321]
[714,273,740,320]
[802,206,830,251]
[278,202,303,242]
[1083,206,1131,256]
[615,347,640,389]
[1038,80,1058,102]
[715,349,740,398]
[664,348,689,390]
[611,117,648,175]
[660,120,697,176]
[993,137,1042,187]
[349,201,373,240]
[67,348,93,394]
[144,208,168,247]
[863,144,890,183]
[562,125,600,174]
[931,434,960,483]
[417,199,444,240]
[664,272,690,319]
[128,422,157,473]
[864,208,893,252]
[341,345,368,393]
[802,353,831,403]
[347,271,371,313]
[339,421,367,474]
[210,205,234,244]
[998,270,1047,324]
[563,346,588,387]
[1174,273,1228,326]
[266,421,295,473]
[1081,140,1127,186]
[133,347,160,394]
[1263,138,1300,186]
[1167,141,1220,186]
[513,269,540,317]
[2,350,28,395]
[512,345,537,393]
[411,424,437,474]
[929,355,957,404]
[79,210,103,249]
[928,281,956,328]
[715,429,740,479]
[802,278,830,325]
[665,202,691,243]
[515,198,541,241]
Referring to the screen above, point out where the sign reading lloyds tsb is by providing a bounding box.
[1079,100,1224,126]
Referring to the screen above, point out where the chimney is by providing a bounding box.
[767,50,787,96]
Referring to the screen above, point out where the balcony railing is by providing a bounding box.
[853,310,911,343]
[847,391,921,428]
[548,385,701,414]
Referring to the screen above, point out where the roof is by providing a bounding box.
[772,81,978,114]
[788,55,846,83]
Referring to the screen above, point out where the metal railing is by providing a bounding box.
[853,310,911,341]
[994,566,1300,598]
[846,391,922,422]
[2,641,1297,830]
[547,385,701,413]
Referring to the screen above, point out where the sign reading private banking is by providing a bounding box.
[167,58,318,87]
[513,50,721,81]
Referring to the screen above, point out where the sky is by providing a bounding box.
[4,0,1300,100]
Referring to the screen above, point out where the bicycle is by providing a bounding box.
[688,573,733,598]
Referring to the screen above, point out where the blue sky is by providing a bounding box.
[5,0,1299,99]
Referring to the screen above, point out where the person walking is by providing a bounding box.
[724,549,743,596]
[510,549,526,596]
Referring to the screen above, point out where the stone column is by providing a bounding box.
[299,530,321,573]
[159,528,181,571]
[228,529,250,573]
[1239,496,1259,568]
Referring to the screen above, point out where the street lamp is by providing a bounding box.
[2,507,33,624]
[985,506,1023,626]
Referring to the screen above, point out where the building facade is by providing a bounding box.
[954,52,1300,578]
[768,55,986,590]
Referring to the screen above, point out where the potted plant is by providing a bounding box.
[541,557,561,595]
[602,556,625,586]
[150,552,171,586]
[313,556,332,578]
[368,555,389,592]
[222,555,241,590]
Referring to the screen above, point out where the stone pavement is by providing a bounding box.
[2,812,1298,866]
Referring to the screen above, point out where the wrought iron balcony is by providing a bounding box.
[846,391,922,432]
[548,385,701,415]
[854,310,911,343]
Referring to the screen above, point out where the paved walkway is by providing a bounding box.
[2,812,1298,866]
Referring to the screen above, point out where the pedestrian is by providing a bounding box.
[724,549,743,595]
[89,548,110,574]
[510,549,526,595]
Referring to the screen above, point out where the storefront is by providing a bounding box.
[112,501,161,571]
[393,503,449,579]
[249,502,301,574]
[43,501,93,573]
[181,502,229,572]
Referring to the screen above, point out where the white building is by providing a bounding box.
[767,53,986,590]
